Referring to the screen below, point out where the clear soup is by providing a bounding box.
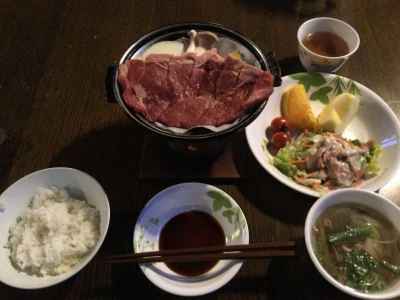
[313,204,400,293]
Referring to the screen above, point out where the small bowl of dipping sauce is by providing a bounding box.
[297,17,360,73]
[133,183,249,296]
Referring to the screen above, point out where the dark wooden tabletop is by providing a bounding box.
[2,0,400,299]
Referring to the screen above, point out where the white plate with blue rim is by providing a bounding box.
[246,72,400,198]
[133,182,249,296]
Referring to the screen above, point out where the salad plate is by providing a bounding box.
[246,72,400,197]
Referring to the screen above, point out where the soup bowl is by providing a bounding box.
[132,182,249,296]
[305,189,400,299]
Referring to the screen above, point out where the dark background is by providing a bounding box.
[1,0,400,299]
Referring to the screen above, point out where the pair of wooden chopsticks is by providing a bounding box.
[106,241,296,264]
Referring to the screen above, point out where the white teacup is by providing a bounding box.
[297,17,360,73]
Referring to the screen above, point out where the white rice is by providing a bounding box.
[7,187,100,276]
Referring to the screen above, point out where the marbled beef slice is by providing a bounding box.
[117,50,274,128]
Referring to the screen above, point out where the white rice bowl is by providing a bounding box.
[7,187,100,277]
[0,168,110,289]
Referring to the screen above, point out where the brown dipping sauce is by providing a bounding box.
[303,31,349,57]
[159,211,225,277]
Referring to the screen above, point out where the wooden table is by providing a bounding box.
[1,0,400,299]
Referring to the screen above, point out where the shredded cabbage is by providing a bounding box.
[366,143,381,176]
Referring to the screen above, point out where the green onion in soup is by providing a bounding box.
[312,204,400,293]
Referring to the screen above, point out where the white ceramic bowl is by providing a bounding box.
[305,189,400,299]
[297,17,360,73]
[246,72,400,197]
[133,182,249,296]
[0,167,110,289]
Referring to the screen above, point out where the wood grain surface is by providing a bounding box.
[1,0,400,299]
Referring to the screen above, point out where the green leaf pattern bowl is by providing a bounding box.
[133,182,249,296]
[246,72,400,197]
[290,72,360,104]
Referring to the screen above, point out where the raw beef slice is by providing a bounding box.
[117,50,273,128]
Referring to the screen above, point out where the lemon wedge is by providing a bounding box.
[281,84,317,130]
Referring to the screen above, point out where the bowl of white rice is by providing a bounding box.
[0,167,110,289]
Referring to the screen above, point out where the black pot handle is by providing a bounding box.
[105,63,118,103]
[265,51,282,87]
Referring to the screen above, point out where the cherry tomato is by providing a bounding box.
[272,132,289,149]
[267,143,279,156]
[271,117,288,133]
[265,126,275,140]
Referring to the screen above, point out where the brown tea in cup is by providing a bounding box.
[303,31,349,57]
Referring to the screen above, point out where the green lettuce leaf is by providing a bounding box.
[273,146,298,178]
